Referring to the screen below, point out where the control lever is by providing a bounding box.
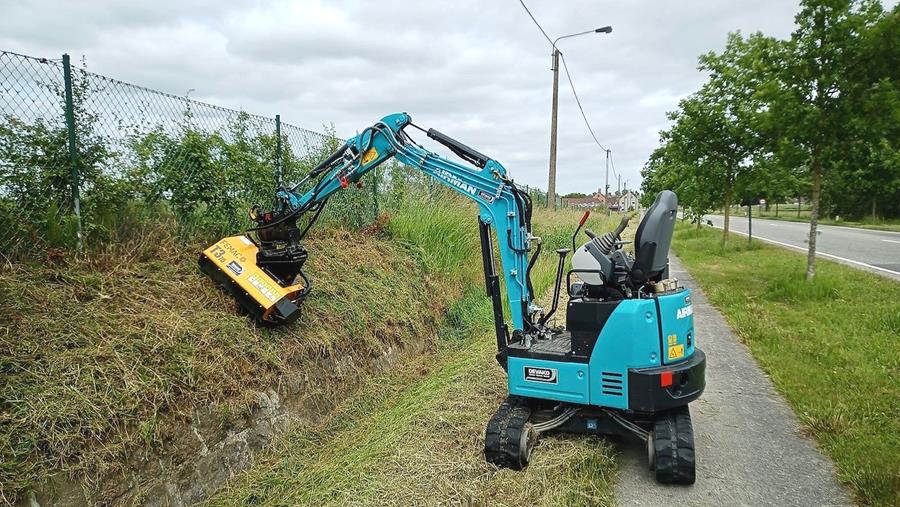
[539,248,570,326]
[584,228,597,240]
[571,211,591,252]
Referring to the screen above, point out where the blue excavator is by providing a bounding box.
[200,112,705,483]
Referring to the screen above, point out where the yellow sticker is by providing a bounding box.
[361,148,378,165]
[667,334,678,346]
[668,344,685,360]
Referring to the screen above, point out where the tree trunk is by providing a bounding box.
[806,154,822,280]
[798,197,802,217]
[723,187,732,246]
[775,201,779,217]
[872,197,877,221]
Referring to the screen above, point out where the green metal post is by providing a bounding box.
[372,167,379,219]
[62,54,83,252]
[275,114,283,188]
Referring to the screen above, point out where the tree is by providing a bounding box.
[760,0,887,278]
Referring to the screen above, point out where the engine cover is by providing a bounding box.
[571,240,613,286]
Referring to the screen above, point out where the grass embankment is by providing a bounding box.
[0,216,461,501]
[206,208,623,506]
[673,225,900,506]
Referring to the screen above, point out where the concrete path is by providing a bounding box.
[614,256,851,507]
[705,214,900,281]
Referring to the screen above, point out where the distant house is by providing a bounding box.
[618,191,638,212]
[563,195,609,209]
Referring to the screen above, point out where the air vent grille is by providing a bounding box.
[600,371,623,396]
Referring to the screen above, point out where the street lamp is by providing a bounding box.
[546,26,612,208]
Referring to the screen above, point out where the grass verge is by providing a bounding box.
[205,208,622,506]
[722,208,900,232]
[672,225,900,506]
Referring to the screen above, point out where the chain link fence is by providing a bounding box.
[1,49,565,261]
[0,50,382,259]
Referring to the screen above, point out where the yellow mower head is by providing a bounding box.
[199,234,308,326]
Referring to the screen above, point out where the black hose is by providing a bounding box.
[297,199,328,240]
[525,240,542,316]
[294,270,312,299]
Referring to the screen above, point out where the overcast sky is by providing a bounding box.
[1,0,802,195]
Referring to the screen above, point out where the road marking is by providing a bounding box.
[707,226,900,277]
[706,215,900,236]
[882,239,900,244]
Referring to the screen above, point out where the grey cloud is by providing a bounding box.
[1,0,801,194]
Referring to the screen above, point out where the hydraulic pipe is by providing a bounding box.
[540,248,570,326]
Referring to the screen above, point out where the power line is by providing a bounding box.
[516,0,611,153]
[517,0,553,45]
[558,52,609,152]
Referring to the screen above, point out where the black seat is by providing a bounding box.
[631,190,678,283]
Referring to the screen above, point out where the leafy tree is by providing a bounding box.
[669,32,783,244]
[643,0,897,278]
[759,0,887,278]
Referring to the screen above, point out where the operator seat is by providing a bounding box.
[630,190,678,284]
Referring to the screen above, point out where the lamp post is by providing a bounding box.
[547,25,612,208]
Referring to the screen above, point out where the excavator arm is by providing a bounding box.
[202,112,543,361]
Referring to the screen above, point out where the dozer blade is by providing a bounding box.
[199,235,305,325]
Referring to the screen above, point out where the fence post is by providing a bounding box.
[372,167,379,219]
[62,54,83,253]
[274,114,282,188]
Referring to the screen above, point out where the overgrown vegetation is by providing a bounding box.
[672,224,899,506]
[0,223,448,501]
[206,209,621,506]
[0,52,375,257]
[642,0,899,277]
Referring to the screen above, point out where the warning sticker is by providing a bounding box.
[248,274,280,303]
[361,148,378,165]
[668,344,685,361]
[667,333,678,346]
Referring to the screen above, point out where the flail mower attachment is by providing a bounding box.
[199,233,310,326]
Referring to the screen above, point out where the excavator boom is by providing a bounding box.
[200,112,541,353]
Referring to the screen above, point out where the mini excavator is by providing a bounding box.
[200,112,705,483]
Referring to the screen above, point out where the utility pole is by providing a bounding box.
[545,26,612,208]
[548,48,560,209]
[604,148,610,214]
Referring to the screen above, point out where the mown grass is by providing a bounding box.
[0,220,456,502]
[672,225,900,506]
[206,207,623,506]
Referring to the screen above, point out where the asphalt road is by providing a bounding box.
[615,256,851,507]
[705,214,900,281]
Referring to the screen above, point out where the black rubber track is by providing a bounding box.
[652,405,696,485]
[484,396,535,470]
